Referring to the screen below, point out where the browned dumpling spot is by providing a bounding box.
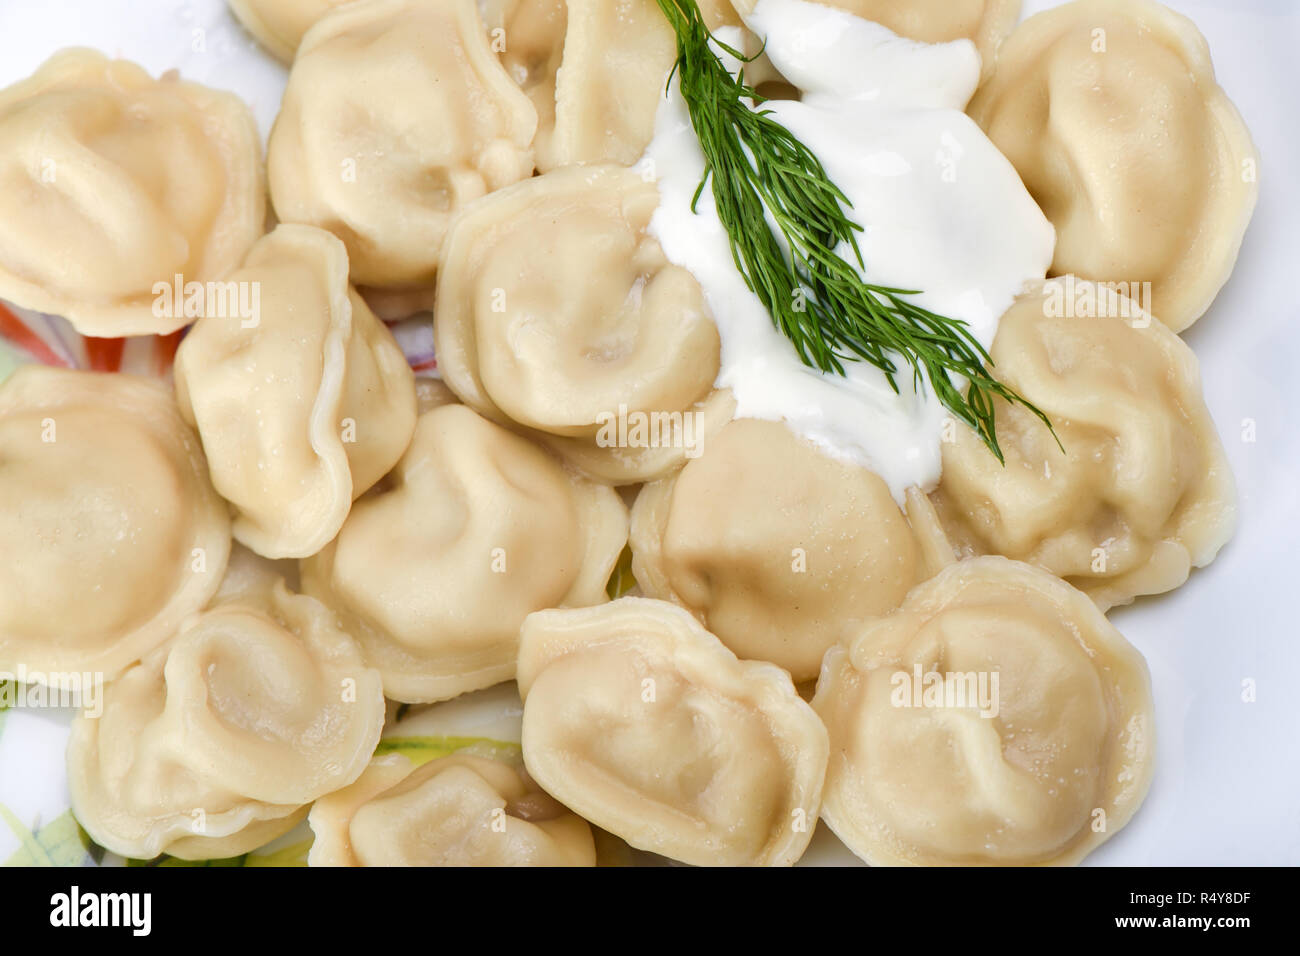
[814,556,1155,866]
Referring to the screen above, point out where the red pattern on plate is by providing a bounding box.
[0,302,72,367]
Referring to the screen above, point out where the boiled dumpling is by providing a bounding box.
[434,164,722,484]
[68,548,385,860]
[267,0,537,288]
[968,0,1258,332]
[301,403,628,703]
[930,279,1236,611]
[226,0,350,61]
[0,49,265,337]
[482,0,568,170]
[485,0,739,171]
[308,752,596,866]
[631,417,926,681]
[517,598,828,866]
[735,0,1021,80]
[548,0,739,168]
[174,224,417,560]
[813,556,1155,866]
[0,368,231,681]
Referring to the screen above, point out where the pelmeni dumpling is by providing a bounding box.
[435,164,722,484]
[226,0,350,61]
[301,403,627,703]
[309,753,596,866]
[174,225,417,560]
[0,50,264,337]
[930,279,1236,611]
[968,0,1258,332]
[517,598,828,866]
[548,0,739,168]
[737,0,1020,79]
[814,556,1155,866]
[267,0,537,288]
[484,0,739,171]
[482,0,567,170]
[0,368,230,681]
[631,418,925,681]
[68,549,385,860]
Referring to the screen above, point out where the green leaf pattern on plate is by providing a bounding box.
[1,734,520,866]
[0,808,96,867]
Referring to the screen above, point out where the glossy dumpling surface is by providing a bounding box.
[968,0,1258,331]
[483,0,568,170]
[309,753,596,866]
[931,279,1236,611]
[267,0,537,288]
[631,417,923,681]
[0,49,264,337]
[226,0,350,61]
[435,164,721,484]
[548,0,730,169]
[813,556,1155,866]
[301,403,628,703]
[68,549,385,860]
[174,224,417,559]
[517,598,829,866]
[486,0,738,171]
[0,368,231,679]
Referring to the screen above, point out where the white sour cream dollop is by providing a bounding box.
[644,0,1054,501]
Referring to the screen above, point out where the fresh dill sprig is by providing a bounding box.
[654,0,1057,462]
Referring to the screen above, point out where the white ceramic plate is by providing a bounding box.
[0,0,1296,867]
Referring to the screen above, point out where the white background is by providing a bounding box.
[0,0,1296,865]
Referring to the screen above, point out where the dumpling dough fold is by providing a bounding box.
[174,224,417,560]
[485,0,740,171]
[0,368,231,680]
[435,164,723,484]
[301,404,628,703]
[813,555,1155,866]
[931,278,1236,610]
[0,49,264,337]
[631,417,925,681]
[68,549,385,860]
[226,0,351,61]
[268,0,537,288]
[517,598,829,866]
[969,0,1258,331]
[309,752,596,866]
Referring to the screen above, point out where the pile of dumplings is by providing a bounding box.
[0,0,1256,866]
